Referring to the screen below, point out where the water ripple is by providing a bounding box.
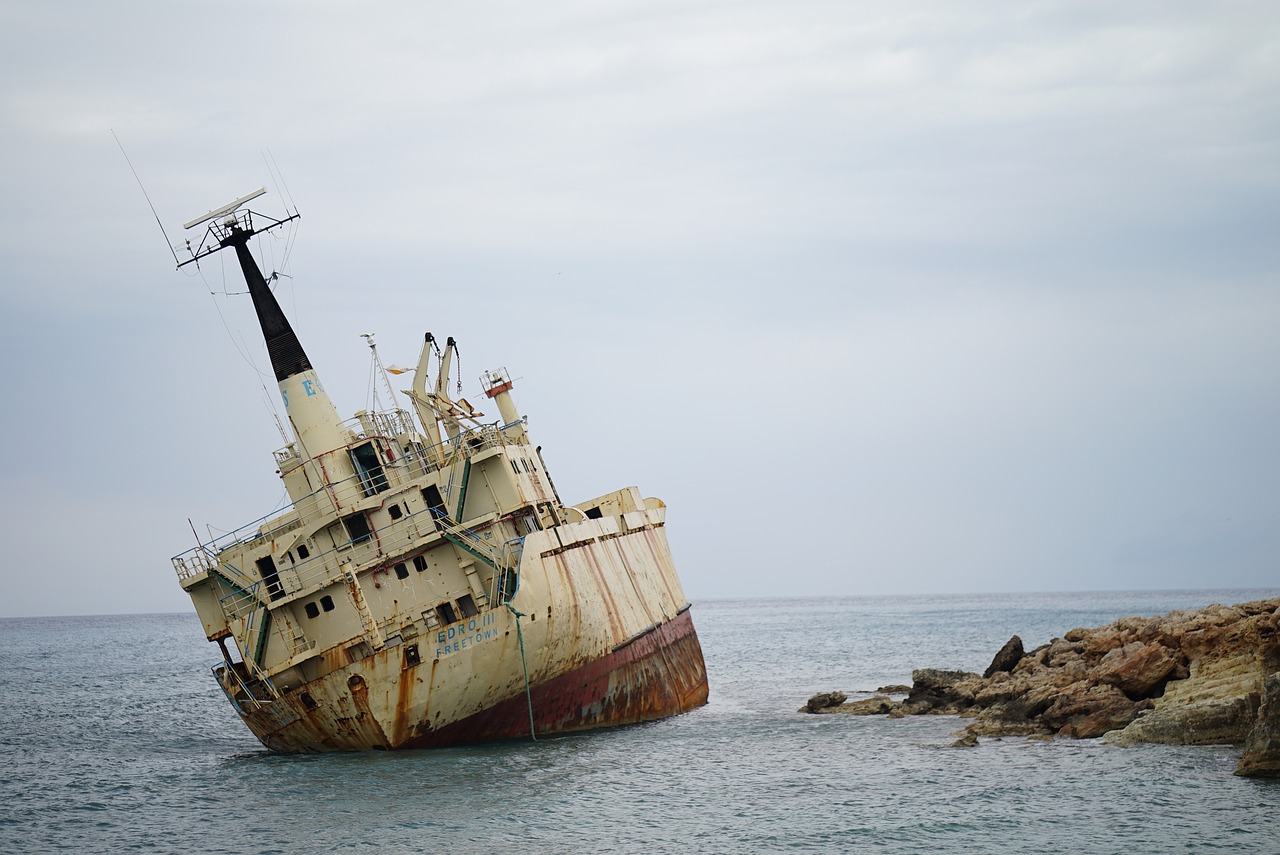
[2,592,1278,853]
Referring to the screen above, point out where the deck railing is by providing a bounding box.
[172,416,519,580]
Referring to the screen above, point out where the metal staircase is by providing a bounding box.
[431,509,523,605]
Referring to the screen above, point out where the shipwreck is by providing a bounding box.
[170,189,708,751]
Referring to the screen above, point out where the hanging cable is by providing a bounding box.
[454,341,463,395]
[506,603,538,741]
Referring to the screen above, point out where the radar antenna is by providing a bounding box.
[177,187,299,270]
[182,187,267,230]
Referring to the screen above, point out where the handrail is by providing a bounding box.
[173,418,520,577]
[211,506,527,676]
[214,501,515,622]
[211,660,280,712]
[489,535,525,605]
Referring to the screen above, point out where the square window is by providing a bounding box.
[342,513,373,543]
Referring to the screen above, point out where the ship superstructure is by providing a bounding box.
[171,191,708,751]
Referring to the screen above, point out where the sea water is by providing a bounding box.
[2,590,1278,853]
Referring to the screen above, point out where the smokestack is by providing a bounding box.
[222,222,347,458]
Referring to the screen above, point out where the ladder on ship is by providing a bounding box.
[430,509,523,606]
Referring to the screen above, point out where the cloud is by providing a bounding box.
[0,0,1277,615]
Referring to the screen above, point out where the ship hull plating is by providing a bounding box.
[236,608,707,751]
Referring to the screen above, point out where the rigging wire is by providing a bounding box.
[264,147,299,214]
[111,129,179,266]
[262,386,291,448]
[199,269,269,378]
[203,475,290,543]
[196,276,293,453]
[262,148,300,272]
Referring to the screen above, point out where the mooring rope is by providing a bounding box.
[506,603,538,741]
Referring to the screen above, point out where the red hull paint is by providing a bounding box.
[404,607,708,748]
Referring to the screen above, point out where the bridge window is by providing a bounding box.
[436,601,457,625]
[457,594,478,618]
[413,555,428,572]
[304,602,319,619]
[350,442,389,496]
[421,484,447,523]
[320,595,335,612]
[394,563,409,580]
[342,513,372,544]
[256,556,284,600]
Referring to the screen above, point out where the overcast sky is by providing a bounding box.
[2,0,1277,617]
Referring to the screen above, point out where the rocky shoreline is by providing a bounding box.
[803,597,1280,777]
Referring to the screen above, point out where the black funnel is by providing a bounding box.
[224,226,313,382]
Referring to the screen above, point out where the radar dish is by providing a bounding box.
[182,187,267,230]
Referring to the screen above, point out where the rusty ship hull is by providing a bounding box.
[188,492,709,752]
[236,607,706,751]
[171,192,707,752]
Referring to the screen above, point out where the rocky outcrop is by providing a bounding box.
[1235,673,1280,777]
[1105,696,1259,746]
[983,635,1024,678]
[801,691,847,713]
[802,597,1280,768]
[903,669,980,714]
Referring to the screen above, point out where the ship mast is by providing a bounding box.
[179,190,348,461]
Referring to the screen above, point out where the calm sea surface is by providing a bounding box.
[2,589,1278,853]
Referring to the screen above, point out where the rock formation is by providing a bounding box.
[802,597,1280,776]
[802,691,847,713]
[1235,673,1280,777]
[983,634,1024,678]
